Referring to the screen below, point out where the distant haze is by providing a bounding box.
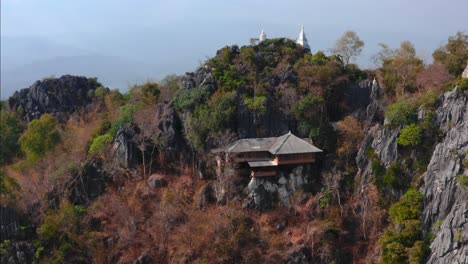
[1,0,467,98]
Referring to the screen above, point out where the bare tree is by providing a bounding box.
[332,31,365,65]
[133,106,159,178]
[321,168,344,216]
[371,43,397,68]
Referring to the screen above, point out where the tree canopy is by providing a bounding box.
[19,114,60,162]
[332,31,365,65]
[433,32,468,76]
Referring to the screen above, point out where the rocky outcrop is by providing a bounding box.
[243,165,319,211]
[236,95,293,138]
[0,241,35,264]
[179,66,216,92]
[8,75,101,122]
[113,123,142,169]
[421,88,468,264]
[355,124,399,186]
[155,102,187,162]
[0,206,19,240]
[68,160,109,205]
[353,79,398,186]
[462,64,468,79]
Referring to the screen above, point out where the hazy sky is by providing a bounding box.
[1,0,467,97]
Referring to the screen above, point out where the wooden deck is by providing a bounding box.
[251,170,276,177]
[276,158,315,165]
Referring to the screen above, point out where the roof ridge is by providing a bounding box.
[227,139,241,152]
[271,133,291,155]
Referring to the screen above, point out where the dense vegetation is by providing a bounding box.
[0,31,467,263]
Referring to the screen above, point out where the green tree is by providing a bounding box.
[332,31,365,65]
[380,189,426,263]
[0,110,24,165]
[36,201,89,263]
[388,188,423,224]
[433,32,468,76]
[310,51,329,65]
[397,124,422,147]
[186,91,237,151]
[293,95,326,139]
[88,134,113,156]
[385,100,418,127]
[0,171,19,201]
[19,114,60,162]
[382,242,407,264]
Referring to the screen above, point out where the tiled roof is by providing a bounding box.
[225,132,322,155]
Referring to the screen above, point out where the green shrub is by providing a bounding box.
[398,124,422,147]
[380,189,427,264]
[293,95,326,138]
[0,111,24,165]
[459,78,468,91]
[36,201,88,263]
[388,189,423,224]
[19,114,60,162]
[382,242,407,264]
[385,101,418,127]
[174,87,210,112]
[319,189,332,209]
[457,174,468,189]
[88,134,113,155]
[383,163,402,189]
[310,51,329,65]
[186,91,237,151]
[94,86,107,99]
[109,104,139,136]
[244,95,267,113]
[0,171,19,201]
[408,240,429,264]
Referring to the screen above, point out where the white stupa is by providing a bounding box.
[296,25,310,50]
[259,30,267,43]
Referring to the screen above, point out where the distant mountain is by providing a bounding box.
[1,55,164,98]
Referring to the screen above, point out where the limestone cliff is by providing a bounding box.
[422,88,467,264]
[355,85,468,263]
[8,75,101,122]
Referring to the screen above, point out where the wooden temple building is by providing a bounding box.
[217,132,323,177]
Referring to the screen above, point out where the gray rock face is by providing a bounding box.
[355,124,399,185]
[243,165,315,211]
[113,123,142,168]
[462,64,468,79]
[179,66,216,92]
[355,87,468,263]
[422,88,468,264]
[155,102,187,162]
[0,206,19,240]
[8,75,100,122]
[68,160,109,205]
[0,241,35,264]
[236,95,293,138]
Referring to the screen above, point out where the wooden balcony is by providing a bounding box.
[276,157,315,165]
[251,170,276,177]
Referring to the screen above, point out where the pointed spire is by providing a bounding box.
[259,29,267,43]
[296,25,310,50]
